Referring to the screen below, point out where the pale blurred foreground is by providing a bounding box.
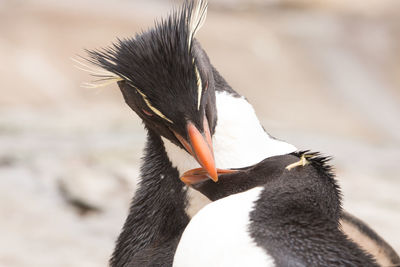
[0,0,399,266]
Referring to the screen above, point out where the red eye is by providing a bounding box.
[142,109,152,116]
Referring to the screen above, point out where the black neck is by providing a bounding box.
[110,129,189,267]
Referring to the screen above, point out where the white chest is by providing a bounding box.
[173,187,275,267]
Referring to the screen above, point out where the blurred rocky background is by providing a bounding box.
[1,0,399,266]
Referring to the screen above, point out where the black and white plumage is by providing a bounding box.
[86,0,214,141]
[175,153,379,267]
[82,1,400,266]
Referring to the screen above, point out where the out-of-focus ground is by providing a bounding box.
[0,0,399,266]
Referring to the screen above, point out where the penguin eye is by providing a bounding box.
[134,87,173,123]
[142,109,153,116]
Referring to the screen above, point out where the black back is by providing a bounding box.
[193,152,379,267]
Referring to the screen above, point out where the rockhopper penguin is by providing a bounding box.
[174,152,379,267]
[81,0,400,266]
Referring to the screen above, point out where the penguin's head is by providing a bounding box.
[85,1,219,180]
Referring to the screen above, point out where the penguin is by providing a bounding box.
[174,152,379,267]
[82,0,399,266]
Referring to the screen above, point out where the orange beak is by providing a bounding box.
[180,168,237,185]
[173,117,218,182]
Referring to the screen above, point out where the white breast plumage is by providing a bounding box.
[173,187,275,267]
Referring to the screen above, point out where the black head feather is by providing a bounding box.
[86,0,215,146]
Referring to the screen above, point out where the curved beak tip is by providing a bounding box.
[209,169,218,182]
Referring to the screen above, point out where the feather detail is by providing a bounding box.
[195,66,202,110]
[135,87,174,124]
[72,57,123,88]
[188,0,208,49]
